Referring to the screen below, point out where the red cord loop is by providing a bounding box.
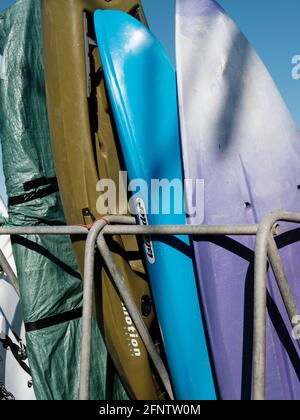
[75,217,111,231]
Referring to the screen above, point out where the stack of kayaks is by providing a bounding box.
[92,0,300,400]
[176,0,300,400]
[0,0,299,401]
[0,197,35,400]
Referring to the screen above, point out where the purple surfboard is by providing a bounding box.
[176,0,300,399]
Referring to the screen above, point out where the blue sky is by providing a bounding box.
[0,0,299,202]
[143,0,300,129]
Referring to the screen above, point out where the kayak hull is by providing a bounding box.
[176,0,300,400]
[94,10,217,400]
[42,0,161,400]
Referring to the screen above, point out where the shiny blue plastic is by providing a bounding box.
[94,10,216,400]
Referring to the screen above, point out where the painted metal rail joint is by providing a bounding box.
[0,210,299,401]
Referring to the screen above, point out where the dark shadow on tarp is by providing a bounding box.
[12,235,81,281]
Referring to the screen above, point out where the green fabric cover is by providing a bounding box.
[0,0,127,400]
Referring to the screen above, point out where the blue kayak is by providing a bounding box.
[94,10,217,400]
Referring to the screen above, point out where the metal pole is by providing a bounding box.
[267,236,300,348]
[253,211,300,400]
[103,224,258,237]
[79,219,107,401]
[79,216,173,401]
[0,226,88,236]
[0,249,20,296]
[0,224,258,237]
[96,233,174,400]
[253,221,269,400]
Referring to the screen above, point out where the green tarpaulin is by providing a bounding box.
[0,0,127,400]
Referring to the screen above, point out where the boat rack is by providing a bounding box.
[0,210,299,401]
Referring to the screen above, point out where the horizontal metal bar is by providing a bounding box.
[0,223,258,237]
[0,226,88,235]
[0,223,258,236]
[0,217,135,236]
[103,224,259,236]
[2,212,300,238]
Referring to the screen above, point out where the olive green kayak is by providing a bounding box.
[42,0,163,400]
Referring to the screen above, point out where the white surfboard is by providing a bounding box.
[0,197,35,400]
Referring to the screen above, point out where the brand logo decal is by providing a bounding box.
[136,198,155,265]
[121,303,141,357]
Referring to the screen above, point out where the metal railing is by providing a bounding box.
[0,210,299,401]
